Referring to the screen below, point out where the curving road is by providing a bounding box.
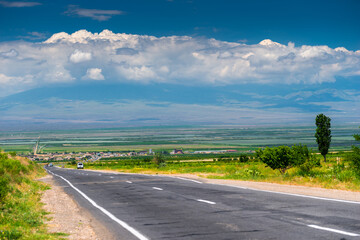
[46,166,360,240]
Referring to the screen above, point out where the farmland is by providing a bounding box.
[0,125,359,154]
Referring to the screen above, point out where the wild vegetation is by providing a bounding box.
[0,152,63,240]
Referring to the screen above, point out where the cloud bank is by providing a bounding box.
[0,29,359,97]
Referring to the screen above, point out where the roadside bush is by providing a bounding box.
[256,146,294,174]
[256,144,315,174]
[346,146,360,178]
[238,154,249,163]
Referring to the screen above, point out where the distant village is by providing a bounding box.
[26,148,243,162]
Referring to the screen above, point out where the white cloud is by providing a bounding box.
[0,1,41,7]
[83,68,104,80]
[70,49,92,63]
[65,5,124,21]
[0,29,359,97]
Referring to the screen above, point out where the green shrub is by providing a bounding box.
[256,144,314,174]
[346,146,360,178]
[238,154,249,163]
[256,146,295,174]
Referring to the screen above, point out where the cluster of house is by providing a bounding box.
[26,149,153,162]
[26,148,241,162]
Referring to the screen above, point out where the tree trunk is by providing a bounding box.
[323,154,326,163]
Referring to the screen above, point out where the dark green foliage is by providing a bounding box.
[256,146,294,174]
[315,113,332,162]
[238,154,250,163]
[354,135,360,141]
[293,144,320,173]
[347,146,360,177]
[256,144,316,174]
[347,127,360,178]
[354,127,360,141]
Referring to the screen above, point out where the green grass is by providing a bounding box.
[0,153,64,240]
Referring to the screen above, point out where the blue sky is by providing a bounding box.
[0,0,359,129]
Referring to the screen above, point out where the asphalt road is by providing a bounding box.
[46,166,360,240]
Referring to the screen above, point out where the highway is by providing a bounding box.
[46,166,360,240]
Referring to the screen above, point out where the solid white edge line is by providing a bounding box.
[308,225,360,237]
[47,170,148,240]
[152,187,163,191]
[208,183,360,205]
[197,199,216,205]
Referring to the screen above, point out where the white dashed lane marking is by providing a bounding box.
[152,187,163,191]
[196,199,216,205]
[126,181,132,183]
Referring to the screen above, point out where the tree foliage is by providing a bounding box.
[354,126,360,141]
[347,126,360,177]
[315,113,332,162]
[256,144,317,174]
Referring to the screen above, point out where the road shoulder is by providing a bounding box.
[38,174,116,240]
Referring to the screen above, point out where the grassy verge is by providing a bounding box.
[0,152,64,240]
[66,152,360,191]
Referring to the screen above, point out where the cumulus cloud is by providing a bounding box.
[83,68,104,80]
[0,29,360,96]
[70,49,92,63]
[65,5,124,21]
[0,1,41,7]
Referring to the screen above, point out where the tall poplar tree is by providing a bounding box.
[315,114,331,162]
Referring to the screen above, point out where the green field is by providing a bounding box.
[0,125,359,154]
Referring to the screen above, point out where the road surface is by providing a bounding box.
[46,166,360,240]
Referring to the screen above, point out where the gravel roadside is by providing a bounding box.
[39,175,116,240]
